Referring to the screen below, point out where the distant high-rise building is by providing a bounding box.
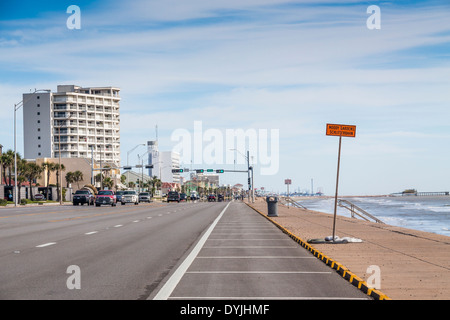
[148,149,180,183]
[23,85,121,167]
[147,140,158,177]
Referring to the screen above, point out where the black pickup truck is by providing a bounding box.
[167,191,180,203]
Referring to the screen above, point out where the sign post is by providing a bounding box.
[284,179,291,208]
[326,124,356,242]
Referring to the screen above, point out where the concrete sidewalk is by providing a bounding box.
[246,198,450,300]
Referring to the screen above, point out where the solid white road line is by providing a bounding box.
[168,296,368,300]
[152,202,231,300]
[196,256,315,259]
[185,271,331,274]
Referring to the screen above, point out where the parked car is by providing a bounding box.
[139,192,151,203]
[218,194,224,202]
[190,191,199,201]
[121,190,139,205]
[179,193,187,202]
[72,189,95,205]
[208,194,216,202]
[95,190,117,207]
[33,193,46,201]
[167,191,180,203]
[115,190,125,203]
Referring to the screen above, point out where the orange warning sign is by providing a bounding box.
[326,124,356,137]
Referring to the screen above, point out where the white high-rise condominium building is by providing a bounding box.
[23,85,121,166]
[149,149,181,184]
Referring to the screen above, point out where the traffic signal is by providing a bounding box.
[172,169,184,173]
[145,164,154,169]
[123,166,132,170]
[196,169,204,173]
[207,169,213,172]
[216,169,224,173]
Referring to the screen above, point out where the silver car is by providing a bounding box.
[139,192,151,203]
[121,190,139,205]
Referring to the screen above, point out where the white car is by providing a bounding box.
[121,190,139,205]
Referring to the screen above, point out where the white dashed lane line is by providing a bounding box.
[36,242,57,248]
[33,207,181,249]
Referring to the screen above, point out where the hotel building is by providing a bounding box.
[23,85,121,167]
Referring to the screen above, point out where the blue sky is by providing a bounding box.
[1,0,449,195]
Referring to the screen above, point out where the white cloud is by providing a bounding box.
[1,0,449,194]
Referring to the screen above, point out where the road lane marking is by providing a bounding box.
[203,246,298,248]
[36,242,56,248]
[153,202,231,300]
[196,256,315,259]
[85,231,98,235]
[206,239,291,241]
[133,220,140,223]
[169,296,368,300]
[114,224,123,228]
[185,271,332,274]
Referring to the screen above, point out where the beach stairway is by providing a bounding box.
[338,199,384,224]
[281,197,308,210]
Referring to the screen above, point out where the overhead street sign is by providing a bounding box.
[326,124,356,138]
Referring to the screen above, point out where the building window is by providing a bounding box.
[38,145,41,148]
[37,120,40,124]
[37,128,40,132]
[37,104,40,107]
[38,152,41,156]
[37,96,40,99]
[38,136,41,140]
[37,112,40,115]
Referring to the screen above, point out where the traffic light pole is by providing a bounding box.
[247,151,251,203]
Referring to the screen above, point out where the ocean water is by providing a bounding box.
[294,196,450,236]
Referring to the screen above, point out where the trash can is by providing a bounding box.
[266,196,278,217]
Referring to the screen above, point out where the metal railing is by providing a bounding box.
[338,199,384,224]
[281,197,308,209]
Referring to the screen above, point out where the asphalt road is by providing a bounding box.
[0,200,369,300]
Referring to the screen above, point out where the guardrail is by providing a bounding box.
[338,199,384,224]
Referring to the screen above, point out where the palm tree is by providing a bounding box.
[1,149,15,186]
[102,177,114,190]
[42,162,57,200]
[24,162,43,200]
[72,170,83,190]
[65,172,75,188]
[151,176,161,195]
[0,151,8,185]
[55,163,66,202]
[16,159,28,202]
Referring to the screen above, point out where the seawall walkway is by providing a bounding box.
[247,198,450,300]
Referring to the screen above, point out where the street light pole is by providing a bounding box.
[127,143,145,166]
[230,148,254,203]
[14,89,51,206]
